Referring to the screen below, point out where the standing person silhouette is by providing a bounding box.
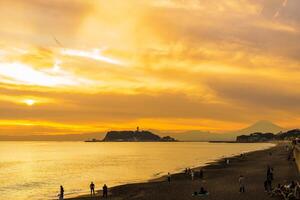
[239,175,245,193]
[103,184,108,198]
[59,185,64,200]
[199,169,204,179]
[191,170,194,181]
[167,172,171,183]
[90,182,95,196]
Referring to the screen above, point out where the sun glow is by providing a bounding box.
[0,62,81,86]
[23,99,36,106]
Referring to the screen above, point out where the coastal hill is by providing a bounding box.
[236,129,300,142]
[236,132,275,142]
[101,128,176,142]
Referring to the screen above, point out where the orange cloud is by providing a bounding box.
[0,0,300,136]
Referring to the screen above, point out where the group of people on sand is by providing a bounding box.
[185,168,208,196]
[57,183,108,200]
[167,168,204,184]
[264,147,299,200]
[89,182,108,198]
[184,168,204,180]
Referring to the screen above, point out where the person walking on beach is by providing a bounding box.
[59,185,64,200]
[239,175,245,193]
[90,181,95,196]
[167,172,171,183]
[103,184,108,198]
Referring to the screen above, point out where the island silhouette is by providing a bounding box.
[86,127,177,142]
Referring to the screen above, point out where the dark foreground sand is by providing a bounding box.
[68,143,299,200]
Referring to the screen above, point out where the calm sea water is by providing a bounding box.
[0,142,274,200]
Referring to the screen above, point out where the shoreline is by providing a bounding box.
[66,142,288,200]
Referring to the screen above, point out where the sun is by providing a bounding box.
[23,99,37,106]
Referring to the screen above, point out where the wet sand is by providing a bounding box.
[67,143,299,200]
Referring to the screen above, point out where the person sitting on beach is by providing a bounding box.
[103,184,108,198]
[193,187,209,196]
[199,187,208,195]
[90,181,95,196]
[239,175,245,193]
[167,172,171,183]
[59,185,64,200]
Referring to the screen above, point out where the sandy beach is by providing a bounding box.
[67,143,299,200]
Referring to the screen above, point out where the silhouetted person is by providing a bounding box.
[90,182,95,196]
[239,175,245,193]
[266,166,273,190]
[59,185,64,200]
[167,172,171,183]
[199,187,208,195]
[103,184,108,198]
[226,159,230,165]
[199,169,204,179]
[191,170,194,181]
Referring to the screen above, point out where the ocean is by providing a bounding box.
[0,141,274,199]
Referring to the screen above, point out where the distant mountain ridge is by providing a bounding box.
[157,120,285,141]
[231,120,284,135]
[157,130,237,141]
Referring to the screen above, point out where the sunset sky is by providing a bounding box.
[0,0,300,136]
